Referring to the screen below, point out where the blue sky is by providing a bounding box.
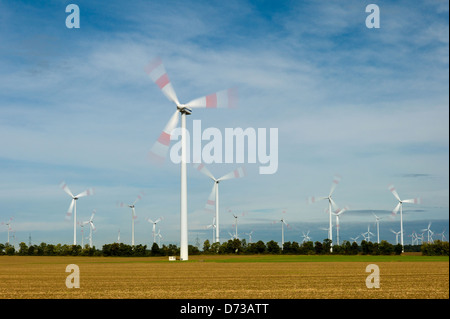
[0,0,448,248]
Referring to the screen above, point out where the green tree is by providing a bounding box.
[203,239,211,254]
[267,240,280,254]
[18,242,28,255]
[314,241,323,254]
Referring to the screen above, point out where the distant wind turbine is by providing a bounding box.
[119,192,145,246]
[309,175,342,252]
[60,181,94,245]
[388,184,420,252]
[390,229,401,245]
[194,163,245,243]
[147,217,163,245]
[372,213,383,244]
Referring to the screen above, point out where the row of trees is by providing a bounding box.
[1,239,447,256]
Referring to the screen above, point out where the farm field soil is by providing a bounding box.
[0,255,448,299]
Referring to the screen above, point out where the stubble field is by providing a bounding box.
[0,255,448,299]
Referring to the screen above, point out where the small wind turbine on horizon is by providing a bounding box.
[245,230,254,244]
[60,181,94,245]
[309,175,342,252]
[272,211,289,250]
[388,184,420,252]
[372,212,383,244]
[147,217,163,245]
[390,229,401,245]
[194,163,245,244]
[206,217,216,243]
[301,231,311,243]
[361,225,375,242]
[118,192,145,246]
[1,217,13,244]
[145,57,238,261]
[421,222,434,243]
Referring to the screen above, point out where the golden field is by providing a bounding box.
[0,255,448,299]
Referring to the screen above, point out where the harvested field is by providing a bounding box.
[0,255,448,299]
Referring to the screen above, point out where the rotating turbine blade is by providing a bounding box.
[90,210,96,222]
[329,198,339,212]
[185,87,238,109]
[329,175,341,197]
[76,188,94,198]
[90,221,96,232]
[205,183,216,213]
[391,202,401,217]
[402,197,420,204]
[193,163,216,181]
[133,192,145,205]
[59,181,74,198]
[144,57,180,105]
[149,109,180,164]
[218,167,246,181]
[66,199,75,220]
[388,184,401,202]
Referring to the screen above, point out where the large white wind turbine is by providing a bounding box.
[388,184,420,252]
[145,57,237,261]
[147,217,163,245]
[119,192,144,246]
[194,163,245,244]
[60,181,94,245]
[309,175,342,252]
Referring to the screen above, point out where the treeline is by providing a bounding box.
[0,239,448,256]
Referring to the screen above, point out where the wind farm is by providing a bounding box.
[0,0,448,303]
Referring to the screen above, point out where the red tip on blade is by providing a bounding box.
[206,93,218,108]
[155,73,170,90]
[157,131,171,146]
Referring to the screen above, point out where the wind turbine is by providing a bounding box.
[60,181,94,245]
[245,230,254,244]
[332,206,348,246]
[361,225,375,242]
[1,217,13,244]
[147,217,163,245]
[390,229,401,245]
[156,229,163,247]
[309,175,342,252]
[86,210,96,248]
[206,217,216,243]
[421,222,434,243]
[350,235,360,243]
[388,184,420,252]
[145,57,237,261]
[119,192,145,246]
[273,214,289,250]
[301,231,311,243]
[372,213,382,244]
[194,163,245,244]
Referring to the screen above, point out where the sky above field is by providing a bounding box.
[0,0,448,248]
